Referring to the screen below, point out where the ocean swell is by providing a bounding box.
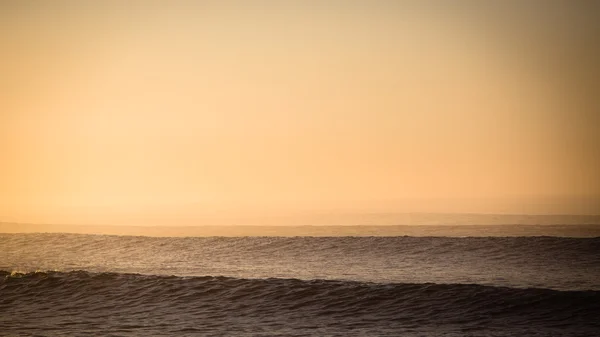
[2,234,600,291]
[1,270,599,336]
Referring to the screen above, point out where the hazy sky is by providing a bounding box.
[1,1,599,223]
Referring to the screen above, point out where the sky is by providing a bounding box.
[1,1,599,224]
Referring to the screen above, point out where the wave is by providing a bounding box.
[2,270,599,335]
[2,235,599,291]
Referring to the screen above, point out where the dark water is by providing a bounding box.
[1,233,599,336]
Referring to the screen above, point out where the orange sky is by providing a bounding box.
[1,2,599,224]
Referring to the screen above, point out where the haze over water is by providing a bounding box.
[2,2,599,220]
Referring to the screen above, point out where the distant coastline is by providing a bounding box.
[2,220,600,238]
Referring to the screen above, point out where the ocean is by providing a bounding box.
[1,228,599,336]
